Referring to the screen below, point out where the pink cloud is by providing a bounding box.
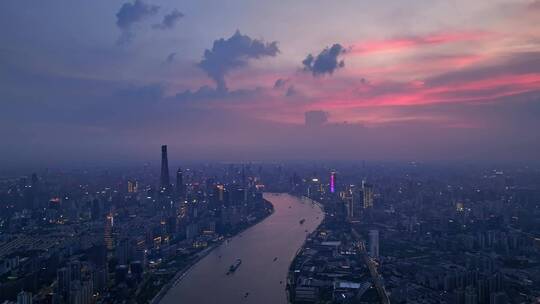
[355,54,489,80]
[309,73,540,112]
[203,70,540,127]
[349,31,491,54]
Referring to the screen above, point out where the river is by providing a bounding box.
[159,193,324,304]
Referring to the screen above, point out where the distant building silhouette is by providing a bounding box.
[160,145,171,190]
[127,180,138,193]
[368,229,379,259]
[17,291,32,304]
[104,213,114,250]
[176,168,184,199]
[362,181,374,209]
[57,267,70,299]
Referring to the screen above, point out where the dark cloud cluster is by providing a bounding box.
[115,0,160,44]
[286,86,297,97]
[302,44,346,76]
[116,0,159,30]
[273,78,297,97]
[273,78,289,89]
[165,52,176,64]
[305,110,329,127]
[153,9,184,30]
[115,1,184,44]
[198,30,279,91]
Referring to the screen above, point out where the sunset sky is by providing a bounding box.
[1,0,539,165]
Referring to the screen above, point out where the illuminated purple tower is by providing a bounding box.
[330,171,336,193]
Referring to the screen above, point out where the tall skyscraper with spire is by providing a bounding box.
[160,145,170,190]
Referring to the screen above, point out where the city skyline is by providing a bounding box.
[1,150,539,303]
[0,1,539,166]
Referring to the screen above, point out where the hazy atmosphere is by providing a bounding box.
[2,3,540,303]
[1,0,540,166]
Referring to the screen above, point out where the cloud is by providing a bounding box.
[273,78,297,97]
[2,53,539,165]
[115,0,160,44]
[117,31,136,46]
[116,0,160,29]
[176,85,229,101]
[198,30,279,91]
[286,86,297,97]
[273,78,289,89]
[302,44,346,76]
[426,52,540,87]
[153,9,184,30]
[302,51,540,110]
[349,31,490,54]
[305,110,329,127]
[175,85,260,102]
[114,84,164,102]
[165,52,176,64]
[529,0,540,10]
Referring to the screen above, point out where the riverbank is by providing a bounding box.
[285,194,388,303]
[159,193,323,304]
[285,196,326,303]
[150,199,274,304]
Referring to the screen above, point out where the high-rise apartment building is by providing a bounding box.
[363,181,374,209]
[104,213,114,250]
[368,229,379,259]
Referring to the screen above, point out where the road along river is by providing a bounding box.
[160,193,324,304]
